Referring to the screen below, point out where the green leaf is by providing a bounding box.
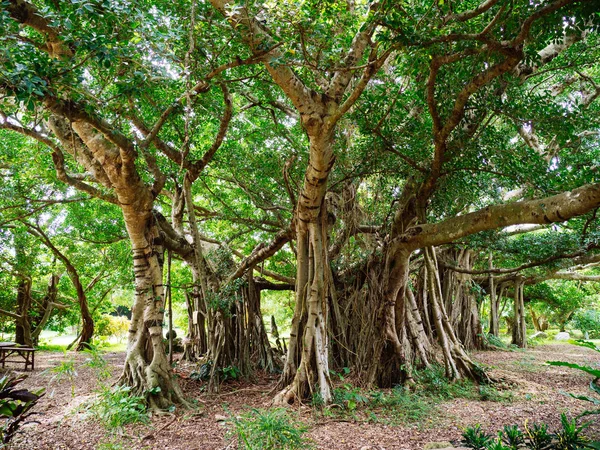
[547,361,600,378]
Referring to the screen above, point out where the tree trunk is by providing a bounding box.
[488,254,499,337]
[31,274,61,345]
[15,279,32,347]
[119,213,187,408]
[511,279,527,348]
[424,247,486,381]
[275,212,332,404]
[182,266,208,361]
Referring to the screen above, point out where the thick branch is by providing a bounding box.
[403,183,600,250]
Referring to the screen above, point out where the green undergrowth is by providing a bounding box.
[462,412,600,449]
[312,365,513,427]
[85,384,149,430]
[227,408,313,450]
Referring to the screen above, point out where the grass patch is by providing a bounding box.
[36,343,69,352]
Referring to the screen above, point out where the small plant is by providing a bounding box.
[190,362,241,383]
[82,345,111,380]
[222,365,241,381]
[366,387,438,426]
[462,424,493,450]
[228,408,312,450]
[44,355,78,397]
[332,384,369,411]
[555,413,589,450]
[87,385,148,430]
[500,424,524,449]
[96,439,125,450]
[414,364,479,400]
[483,333,511,350]
[524,421,553,450]
[487,438,510,450]
[0,374,44,445]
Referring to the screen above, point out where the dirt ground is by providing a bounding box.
[8,342,600,450]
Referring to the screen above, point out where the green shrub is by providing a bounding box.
[228,408,311,450]
[486,439,510,450]
[571,310,600,339]
[95,315,130,343]
[461,415,600,450]
[190,362,241,383]
[332,384,369,411]
[414,364,479,400]
[88,385,148,430]
[500,424,523,449]
[370,388,438,424]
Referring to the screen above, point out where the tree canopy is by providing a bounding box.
[1,0,600,407]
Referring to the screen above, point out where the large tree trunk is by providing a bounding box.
[275,211,332,404]
[120,211,186,408]
[275,128,335,405]
[54,119,186,408]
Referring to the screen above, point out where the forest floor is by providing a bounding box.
[9,342,600,450]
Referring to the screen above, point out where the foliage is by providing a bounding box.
[462,414,599,450]
[414,365,479,400]
[82,345,111,380]
[462,424,493,450]
[524,421,553,450]
[368,388,437,425]
[95,315,130,343]
[571,310,600,339]
[0,374,44,445]
[227,408,311,450]
[501,424,524,449]
[332,384,370,411]
[547,340,600,418]
[87,385,148,430]
[555,413,589,450]
[483,334,513,351]
[43,355,78,397]
[190,362,241,383]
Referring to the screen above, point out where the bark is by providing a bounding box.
[275,208,333,405]
[31,274,61,345]
[48,118,187,408]
[488,254,499,336]
[424,247,487,381]
[511,279,527,348]
[15,279,32,347]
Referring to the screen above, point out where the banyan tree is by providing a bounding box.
[1,0,600,409]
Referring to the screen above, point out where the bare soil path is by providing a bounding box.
[8,342,600,449]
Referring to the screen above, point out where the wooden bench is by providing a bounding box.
[0,346,35,371]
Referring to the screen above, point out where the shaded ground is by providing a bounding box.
[8,342,600,450]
